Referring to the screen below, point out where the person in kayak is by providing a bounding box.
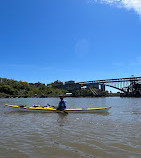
[57,95,66,110]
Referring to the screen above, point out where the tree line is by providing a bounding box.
[0,78,118,98]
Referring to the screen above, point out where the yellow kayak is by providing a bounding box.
[5,104,111,113]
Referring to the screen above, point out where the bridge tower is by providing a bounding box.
[100,84,105,91]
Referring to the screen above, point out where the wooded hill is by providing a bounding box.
[0,78,116,98]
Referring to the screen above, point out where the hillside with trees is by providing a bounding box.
[0,78,66,98]
[0,78,116,98]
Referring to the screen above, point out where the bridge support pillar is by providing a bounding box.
[101,84,105,91]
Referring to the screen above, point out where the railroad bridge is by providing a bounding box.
[77,76,141,97]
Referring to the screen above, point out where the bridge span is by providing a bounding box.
[77,77,141,97]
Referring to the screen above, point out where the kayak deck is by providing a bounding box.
[5,104,111,113]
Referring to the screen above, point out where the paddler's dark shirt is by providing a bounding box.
[58,100,66,110]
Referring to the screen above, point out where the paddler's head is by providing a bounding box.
[59,95,64,100]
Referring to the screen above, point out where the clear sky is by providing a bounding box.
[0,0,141,85]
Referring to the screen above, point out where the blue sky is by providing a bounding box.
[0,0,141,85]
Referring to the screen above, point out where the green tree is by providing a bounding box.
[0,85,15,95]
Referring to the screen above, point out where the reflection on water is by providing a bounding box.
[57,113,68,127]
[0,97,141,158]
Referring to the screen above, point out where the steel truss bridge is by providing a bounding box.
[77,77,141,96]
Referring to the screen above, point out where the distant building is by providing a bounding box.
[29,82,45,87]
[47,80,63,88]
[54,80,63,85]
[0,78,7,83]
[65,80,75,85]
[85,84,99,90]
[66,93,72,96]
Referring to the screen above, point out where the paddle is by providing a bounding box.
[47,104,68,114]
[62,110,68,114]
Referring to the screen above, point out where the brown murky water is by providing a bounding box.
[0,97,141,158]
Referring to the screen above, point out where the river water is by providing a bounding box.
[0,97,141,158]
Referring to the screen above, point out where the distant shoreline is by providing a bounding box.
[0,95,120,99]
